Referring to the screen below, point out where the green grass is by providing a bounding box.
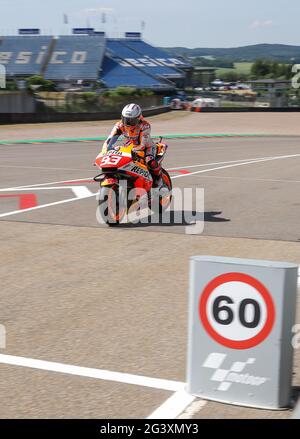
[221,101,254,108]
[234,62,253,74]
[216,62,253,77]
[216,67,234,76]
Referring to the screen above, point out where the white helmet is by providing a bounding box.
[121,103,142,127]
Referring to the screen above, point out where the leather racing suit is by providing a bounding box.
[98,117,162,184]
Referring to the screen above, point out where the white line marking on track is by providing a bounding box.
[1,152,300,219]
[147,389,197,419]
[71,186,94,198]
[171,153,300,180]
[0,353,184,392]
[169,155,296,171]
[189,175,300,184]
[0,186,94,197]
[177,399,208,419]
[0,194,96,218]
[0,165,96,171]
[0,178,94,192]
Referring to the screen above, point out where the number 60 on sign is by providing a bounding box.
[199,272,275,350]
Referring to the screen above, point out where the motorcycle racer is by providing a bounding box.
[97,103,162,187]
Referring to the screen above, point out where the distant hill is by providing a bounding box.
[160,44,300,62]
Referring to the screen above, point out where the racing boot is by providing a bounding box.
[147,158,162,188]
[151,169,163,188]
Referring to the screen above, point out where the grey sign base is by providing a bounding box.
[187,256,298,410]
[186,391,290,411]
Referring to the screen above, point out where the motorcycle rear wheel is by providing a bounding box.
[150,169,173,214]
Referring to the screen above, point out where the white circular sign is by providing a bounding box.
[199,273,275,349]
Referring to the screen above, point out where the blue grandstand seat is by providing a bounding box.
[101,56,173,89]
[44,35,106,81]
[0,36,53,76]
[123,39,191,69]
[106,39,184,79]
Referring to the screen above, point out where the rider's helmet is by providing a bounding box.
[121,103,142,127]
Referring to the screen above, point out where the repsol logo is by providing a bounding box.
[131,166,151,179]
[107,150,122,155]
[0,49,87,65]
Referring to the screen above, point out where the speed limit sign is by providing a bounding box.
[187,256,298,409]
[199,272,275,350]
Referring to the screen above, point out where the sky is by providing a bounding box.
[0,0,299,48]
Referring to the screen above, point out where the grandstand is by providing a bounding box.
[0,36,53,76]
[101,56,173,90]
[44,35,106,81]
[0,32,192,91]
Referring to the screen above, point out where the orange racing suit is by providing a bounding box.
[98,117,162,181]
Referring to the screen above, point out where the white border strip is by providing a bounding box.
[0,177,94,192]
[0,194,96,219]
[147,389,196,419]
[171,154,300,180]
[0,353,184,392]
[169,155,293,171]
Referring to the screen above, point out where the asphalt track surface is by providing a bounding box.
[0,136,300,419]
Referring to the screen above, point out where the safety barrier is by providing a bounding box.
[0,105,171,125]
[191,107,300,112]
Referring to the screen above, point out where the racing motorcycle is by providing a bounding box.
[94,138,172,225]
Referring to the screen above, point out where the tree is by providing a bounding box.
[270,61,280,78]
[102,87,153,98]
[251,60,292,79]
[251,60,271,78]
[26,75,56,91]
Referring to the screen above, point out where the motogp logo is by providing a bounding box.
[202,353,268,391]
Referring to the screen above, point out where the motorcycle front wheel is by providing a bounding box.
[97,186,128,226]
